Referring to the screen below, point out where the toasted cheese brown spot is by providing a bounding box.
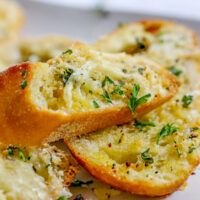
[67,21,200,197]
[0,143,78,200]
[0,42,178,146]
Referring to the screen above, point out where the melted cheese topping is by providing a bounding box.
[0,144,72,200]
[30,43,175,114]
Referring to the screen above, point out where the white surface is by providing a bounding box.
[31,0,200,21]
[16,0,200,199]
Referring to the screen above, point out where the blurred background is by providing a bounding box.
[16,0,200,42]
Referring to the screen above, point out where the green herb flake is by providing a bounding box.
[102,76,114,87]
[176,148,181,157]
[46,155,53,168]
[70,179,93,187]
[8,148,13,156]
[128,84,151,114]
[141,148,154,165]
[168,67,182,76]
[157,123,179,144]
[182,95,193,108]
[62,49,72,55]
[14,147,26,162]
[21,79,27,89]
[27,156,31,160]
[190,127,200,132]
[58,68,74,86]
[102,90,112,103]
[188,145,196,153]
[112,85,124,95]
[22,69,28,77]
[58,197,68,200]
[93,101,100,108]
[134,119,155,131]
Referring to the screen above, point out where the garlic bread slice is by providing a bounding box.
[66,58,200,196]
[93,20,198,67]
[0,143,78,200]
[67,22,200,197]
[0,42,178,146]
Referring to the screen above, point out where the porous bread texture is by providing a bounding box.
[19,35,74,63]
[93,20,198,67]
[66,21,200,196]
[0,143,78,200]
[0,0,24,43]
[31,42,177,114]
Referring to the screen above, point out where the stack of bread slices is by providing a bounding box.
[0,3,200,198]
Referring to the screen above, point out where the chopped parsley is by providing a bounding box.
[21,79,28,89]
[22,69,28,77]
[21,69,28,89]
[62,49,72,55]
[58,68,74,86]
[134,119,155,131]
[102,76,114,87]
[14,147,26,162]
[190,127,200,132]
[141,148,154,165]
[138,68,145,73]
[182,95,193,108]
[176,148,181,157]
[112,85,124,95]
[168,67,182,76]
[70,179,93,187]
[128,84,151,114]
[8,148,13,156]
[58,197,68,200]
[157,123,179,144]
[188,145,196,153]
[102,90,112,103]
[93,100,100,108]
[46,155,53,168]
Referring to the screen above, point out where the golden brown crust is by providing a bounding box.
[0,62,179,146]
[65,138,200,197]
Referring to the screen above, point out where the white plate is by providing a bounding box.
[16,0,200,199]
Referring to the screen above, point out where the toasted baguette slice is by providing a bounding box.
[66,120,200,197]
[0,143,78,200]
[93,20,198,67]
[0,0,24,43]
[0,42,179,146]
[66,57,200,196]
[67,22,200,197]
[66,56,200,197]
